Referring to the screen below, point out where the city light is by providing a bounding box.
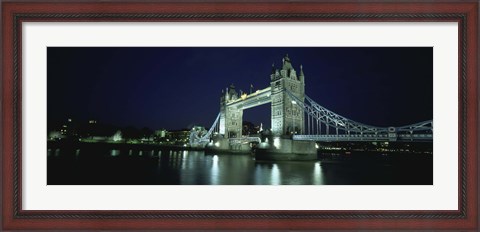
[241,93,247,100]
[112,130,122,142]
[273,137,281,148]
[259,142,270,148]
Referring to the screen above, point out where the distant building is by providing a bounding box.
[166,130,190,145]
[155,129,167,138]
[54,117,77,138]
[48,131,65,140]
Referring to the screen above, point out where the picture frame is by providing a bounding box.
[2,0,478,230]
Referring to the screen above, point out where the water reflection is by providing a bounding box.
[181,151,188,170]
[110,149,120,157]
[47,149,432,185]
[47,149,324,185]
[210,155,219,184]
[312,162,324,185]
[271,164,281,185]
[253,161,320,185]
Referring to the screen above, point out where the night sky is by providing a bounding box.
[47,47,432,130]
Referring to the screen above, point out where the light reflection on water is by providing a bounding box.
[210,155,219,185]
[174,151,324,185]
[313,162,324,185]
[48,148,432,185]
[110,149,120,157]
[270,164,281,185]
[48,149,325,185]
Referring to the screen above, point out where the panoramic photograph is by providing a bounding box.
[47,47,433,185]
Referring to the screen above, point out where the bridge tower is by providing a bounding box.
[270,54,305,136]
[219,84,243,138]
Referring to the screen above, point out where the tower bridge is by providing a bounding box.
[191,54,432,160]
[219,54,306,138]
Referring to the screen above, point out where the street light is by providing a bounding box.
[291,100,297,135]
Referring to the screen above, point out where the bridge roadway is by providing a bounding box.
[293,133,433,142]
[226,87,271,109]
[226,133,432,145]
[229,137,262,144]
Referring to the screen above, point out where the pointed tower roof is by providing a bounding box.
[282,54,293,71]
[228,83,238,98]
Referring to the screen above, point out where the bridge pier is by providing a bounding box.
[255,138,317,161]
[205,136,317,161]
[205,137,252,154]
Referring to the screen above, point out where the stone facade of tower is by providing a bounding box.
[220,84,243,138]
[270,54,305,136]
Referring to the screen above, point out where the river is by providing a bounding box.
[47,147,432,185]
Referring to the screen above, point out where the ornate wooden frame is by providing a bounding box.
[2,0,478,230]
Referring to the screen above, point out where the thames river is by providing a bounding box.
[48,147,432,185]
